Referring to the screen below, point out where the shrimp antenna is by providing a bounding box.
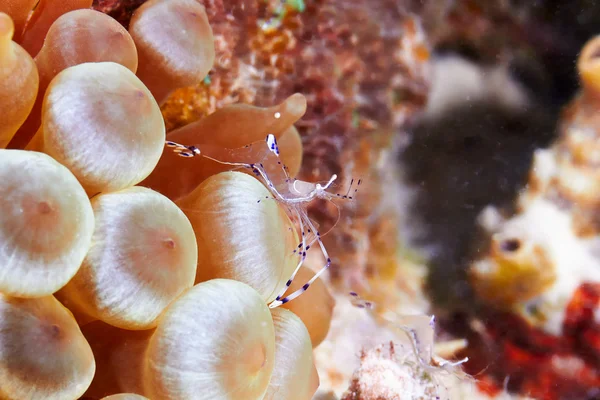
[164,139,290,199]
[333,178,362,200]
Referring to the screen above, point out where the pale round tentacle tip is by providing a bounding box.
[34,9,139,77]
[0,295,95,399]
[178,171,298,303]
[130,0,215,104]
[144,279,275,400]
[266,308,315,400]
[41,61,165,194]
[0,149,94,297]
[60,186,197,330]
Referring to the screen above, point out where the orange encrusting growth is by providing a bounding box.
[58,186,198,330]
[19,0,92,57]
[27,62,165,196]
[129,0,215,105]
[0,12,39,149]
[9,9,138,149]
[142,93,307,201]
[281,266,335,348]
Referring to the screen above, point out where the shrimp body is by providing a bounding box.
[275,174,339,204]
[165,134,359,308]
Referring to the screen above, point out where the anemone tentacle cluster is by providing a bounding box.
[135,1,445,391]
[154,0,432,294]
[1,0,488,398]
[0,1,335,398]
[0,0,475,398]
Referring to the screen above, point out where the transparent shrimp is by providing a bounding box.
[165,134,361,308]
[349,292,469,375]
